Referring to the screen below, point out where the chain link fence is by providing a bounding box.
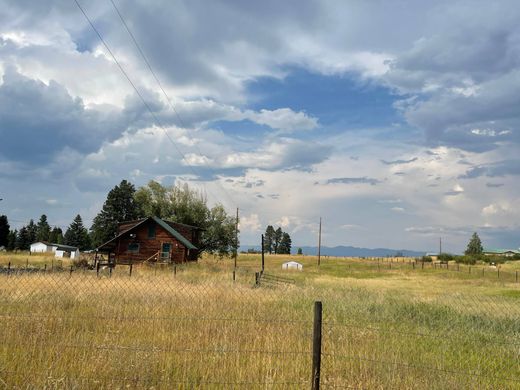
[1,263,519,389]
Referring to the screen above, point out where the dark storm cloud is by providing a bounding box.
[458,160,520,179]
[325,177,380,185]
[381,157,417,165]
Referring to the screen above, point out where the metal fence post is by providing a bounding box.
[312,301,322,390]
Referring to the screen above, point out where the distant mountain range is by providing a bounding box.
[241,245,425,258]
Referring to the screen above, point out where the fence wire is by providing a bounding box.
[0,263,519,389]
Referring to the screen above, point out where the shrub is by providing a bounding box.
[438,253,455,263]
[456,255,477,265]
[421,256,432,262]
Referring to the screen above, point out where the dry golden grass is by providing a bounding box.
[0,252,519,389]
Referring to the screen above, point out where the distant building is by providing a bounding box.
[30,241,80,259]
[483,248,520,257]
[96,216,201,265]
[425,252,439,261]
[282,261,303,270]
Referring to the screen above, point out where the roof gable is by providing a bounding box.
[97,216,197,251]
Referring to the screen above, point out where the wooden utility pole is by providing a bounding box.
[439,237,442,255]
[234,207,239,270]
[317,217,322,266]
[261,234,265,273]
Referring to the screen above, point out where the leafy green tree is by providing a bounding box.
[36,214,51,242]
[90,180,138,247]
[273,227,283,254]
[48,227,64,244]
[26,219,37,244]
[64,215,91,250]
[0,215,9,247]
[16,227,30,250]
[465,232,483,256]
[279,232,292,254]
[201,205,238,258]
[297,247,303,255]
[7,230,17,251]
[134,181,237,258]
[264,225,275,254]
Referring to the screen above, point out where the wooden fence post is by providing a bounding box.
[129,262,133,277]
[312,301,323,390]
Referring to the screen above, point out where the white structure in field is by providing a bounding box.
[30,241,80,259]
[282,261,303,270]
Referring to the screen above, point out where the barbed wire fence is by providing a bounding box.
[0,263,519,389]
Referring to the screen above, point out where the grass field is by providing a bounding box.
[1,251,519,389]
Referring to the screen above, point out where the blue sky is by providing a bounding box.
[0,0,519,252]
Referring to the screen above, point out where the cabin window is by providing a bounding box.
[127,243,140,253]
[148,225,156,238]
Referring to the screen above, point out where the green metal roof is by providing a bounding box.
[152,216,197,250]
[97,216,197,251]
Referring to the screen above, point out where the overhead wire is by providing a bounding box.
[108,0,238,209]
[73,0,232,211]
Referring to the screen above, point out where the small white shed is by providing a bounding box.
[30,242,57,253]
[282,261,303,271]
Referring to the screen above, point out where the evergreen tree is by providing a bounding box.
[26,219,37,244]
[16,226,30,250]
[297,247,303,255]
[264,225,275,254]
[64,215,91,250]
[36,214,51,242]
[48,227,64,244]
[273,227,283,254]
[91,180,138,247]
[465,232,483,256]
[0,215,9,247]
[7,230,17,251]
[279,232,292,254]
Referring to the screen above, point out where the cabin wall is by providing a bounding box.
[114,220,190,264]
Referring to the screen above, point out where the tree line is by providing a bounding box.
[0,179,238,258]
[0,214,91,251]
[263,225,292,254]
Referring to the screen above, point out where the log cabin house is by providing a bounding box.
[96,216,202,265]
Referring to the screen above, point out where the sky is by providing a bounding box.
[0,0,519,253]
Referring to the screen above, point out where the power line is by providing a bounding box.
[108,0,237,209]
[73,0,231,209]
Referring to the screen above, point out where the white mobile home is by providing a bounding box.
[282,261,303,270]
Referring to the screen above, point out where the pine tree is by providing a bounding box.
[26,219,37,244]
[48,227,64,244]
[279,232,292,254]
[0,215,9,247]
[91,180,137,247]
[36,214,51,242]
[7,230,17,251]
[64,215,91,250]
[273,227,283,254]
[16,227,30,250]
[264,225,275,254]
[465,232,483,256]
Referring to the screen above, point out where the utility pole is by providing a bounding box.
[317,217,322,266]
[234,207,239,270]
[261,234,265,273]
[439,237,442,255]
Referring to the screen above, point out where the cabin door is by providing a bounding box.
[161,243,171,261]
